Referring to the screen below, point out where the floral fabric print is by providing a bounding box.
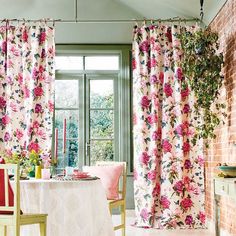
[0,22,55,156]
[133,24,205,229]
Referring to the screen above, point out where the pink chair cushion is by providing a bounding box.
[83,165,123,200]
[0,158,15,215]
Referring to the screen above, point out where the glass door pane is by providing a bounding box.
[87,77,115,165]
[54,79,79,168]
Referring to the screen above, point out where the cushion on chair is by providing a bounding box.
[83,165,123,200]
[0,158,15,215]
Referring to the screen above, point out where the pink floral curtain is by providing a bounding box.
[133,24,205,229]
[0,22,55,156]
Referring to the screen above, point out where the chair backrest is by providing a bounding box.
[0,163,20,217]
[96,161,127,199]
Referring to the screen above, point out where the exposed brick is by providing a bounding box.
[207,0,236,235]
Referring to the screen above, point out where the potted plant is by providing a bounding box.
[179,28,226,147]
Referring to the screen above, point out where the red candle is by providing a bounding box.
[63,119,66,154]
[54,128,58,161]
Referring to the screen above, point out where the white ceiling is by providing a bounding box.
[0,0,227,44]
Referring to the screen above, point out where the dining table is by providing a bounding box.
[9,178,115,236]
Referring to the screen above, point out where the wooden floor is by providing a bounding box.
[113,210,214,236]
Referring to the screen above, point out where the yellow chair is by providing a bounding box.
[0,164,47,236]
[96,161,127,236]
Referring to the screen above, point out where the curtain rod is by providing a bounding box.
[1,17,200,24]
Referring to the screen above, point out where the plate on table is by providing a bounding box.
[77,176,99,181]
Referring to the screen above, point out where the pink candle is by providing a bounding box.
[54,128,58,161]
[63,118,66,154]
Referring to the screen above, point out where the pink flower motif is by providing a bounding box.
[152,183,160,197]
[197,155,204,166]
[176,68,183,80]
[160,196,170,209]
[183,104,190,113]
[23,86,30,98]
[139,152,150,165]
[162,139,172,153]
[22,29,28,42]
[183,176,191,185]
[4,132,10,142]
[132,58,136,70]
[33,121,40,129]
[39,65,44,74]
[48,100,54,112]
[152,131,159,141]
[180,197,193,210]
[139,40,149,52]
[175,124,183,136]
[173,180,184,193]
[198,211,206,224]
[165,27,172,42]
[1,41,7,54]
[28,141,40,153]
[0,96,6,109]
[39,31,46,44]
[10,46,20,56]
[37,129,46,140]
[34,86,43,97]
[16,129,24,139]
[150,58,157,67]
[150,36,156,45]
[150,75,158,84]
[163,83,173,97]
[185,215,193,225]
[17,73,23,85]
[182,121,189,130]
[182,141,191,153]
[2,115,10,126]
[140,96,150,109]
[35,104,43,113]
[147,114,158,124]
[140,208,149,221]
[159,72,164,84]
[184,159,192,169]
[181,87,190,99]
[152,148,159,157]
[147,170,157,181]
[32,67,39,79]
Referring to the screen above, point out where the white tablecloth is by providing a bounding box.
[10,179,114,236]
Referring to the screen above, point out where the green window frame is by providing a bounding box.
[54,45,133,174]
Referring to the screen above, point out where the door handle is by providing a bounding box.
[85,142,90,157]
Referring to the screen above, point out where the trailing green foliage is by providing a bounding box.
[179,28,226,147]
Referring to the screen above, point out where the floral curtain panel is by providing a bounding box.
[133,24,205,229]
[0,22,55,156]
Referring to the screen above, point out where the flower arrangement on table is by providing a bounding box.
[1,149,52,179]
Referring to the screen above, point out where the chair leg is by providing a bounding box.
[13,225,20,236]
[121,203,126,236]
[40,221,47,236]
[0,226,7,236]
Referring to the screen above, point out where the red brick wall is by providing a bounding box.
[206,0,236,235]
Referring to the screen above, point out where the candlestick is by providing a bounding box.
[54,128,58,161]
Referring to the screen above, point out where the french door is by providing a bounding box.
[54,73,119,168]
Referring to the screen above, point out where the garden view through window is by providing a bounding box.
[54,55,119,168]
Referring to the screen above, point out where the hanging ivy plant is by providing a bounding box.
[179,28,226,147]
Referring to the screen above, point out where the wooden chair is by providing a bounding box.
[96,161,127,236]
[0,164,47,236]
